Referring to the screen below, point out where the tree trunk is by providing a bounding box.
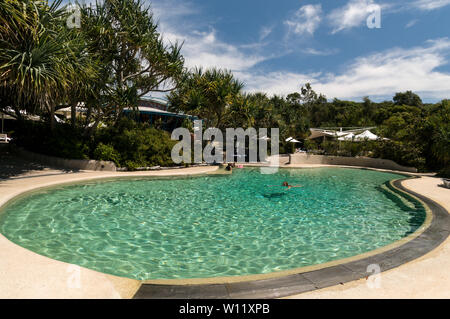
[86,117,101,139]
[71,101,77,128]
[50,104,55,130]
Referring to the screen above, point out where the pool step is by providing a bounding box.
[379,182,418,211]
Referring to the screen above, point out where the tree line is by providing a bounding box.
[0,0,448,173]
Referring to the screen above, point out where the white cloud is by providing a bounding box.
[328,0,383,33]
[179,30,267,71]
[241,39,450,101]
[150,0,197,21]
[149,1,450,102]
[405,19,419,28]
[151,1,268,72]
[285,4,322,36]
[259,25,274,41]
[412,0,450,10]
[301,48,339,56]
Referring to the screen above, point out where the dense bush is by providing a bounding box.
[371,140,426,170]
[93,118,176,169]
[12,118,177,169]
[93,143,121,166]
[303,139,318,151]
[437,166,450,179]
[13,121,90,160]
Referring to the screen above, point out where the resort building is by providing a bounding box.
[308,127,380,141]
[56,97,198,132]
[123,97,198,131]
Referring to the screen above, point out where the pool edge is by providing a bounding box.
[0,166,447,299]
[134,176,450,299]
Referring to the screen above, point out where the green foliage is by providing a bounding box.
[12,118,176,169]
[0,0,98,128]
[426,100,450,168]
[13,121,90,160]
[95,118,176,169]
[79,0,184,124]
[168,68,244,129]
[437,166,450,179]
[303,139,318,151]
[372,140,426,170]
[393,91,423,107]
[93,143,121,165]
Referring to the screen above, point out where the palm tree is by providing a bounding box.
[0,0,96,129]
[168,68,244,129]
[79,0,185,124]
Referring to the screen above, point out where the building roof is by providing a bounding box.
[308,127,376,139]
[123,106,197,119]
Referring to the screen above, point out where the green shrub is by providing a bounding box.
[93,143,121,165]
[13,121,89,160]
[95,118,177,168]
[371,140,426,170]
[303,139,318,151]
[322,140,338,155]
[280,142,295,154]
[437,166,450,178]
[13,118,178,169]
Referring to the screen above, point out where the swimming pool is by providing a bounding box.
[0,168,426,280]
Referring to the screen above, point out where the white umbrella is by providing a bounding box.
[286,137,300,143]
[354,130,379,141]
[335,131,350,137]
[338,133,355,141]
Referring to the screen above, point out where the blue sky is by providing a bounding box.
[73,0,450,102]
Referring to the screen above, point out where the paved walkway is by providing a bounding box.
[0,151,448,298]
[0,152,218,298]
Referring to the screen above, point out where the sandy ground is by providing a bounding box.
[0,150,448,298]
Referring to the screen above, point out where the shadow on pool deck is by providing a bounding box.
[0,146,76,180]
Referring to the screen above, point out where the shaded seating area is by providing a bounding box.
[308,127,381,142]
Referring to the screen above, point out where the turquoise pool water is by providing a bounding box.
[0,168,426,280]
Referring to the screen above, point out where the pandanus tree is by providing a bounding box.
[0,0,97,129]
[79,0,185,125]
[168,68,244,130]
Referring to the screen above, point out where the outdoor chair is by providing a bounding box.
[442,179,450,189]
[0,134,11,142]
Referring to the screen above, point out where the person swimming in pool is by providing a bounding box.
[282,181,302,189]
[268,182,302,189]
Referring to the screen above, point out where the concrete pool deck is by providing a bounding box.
[0,156,449,298]
[0,161,219,298]
[285,175,450,299]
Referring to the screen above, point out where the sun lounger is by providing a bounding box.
[0,133,11,142]
[443,179,450,189]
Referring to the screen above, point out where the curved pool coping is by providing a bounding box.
[137,175,430,286]
[0,166,449,298]
[134,175,450,298]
